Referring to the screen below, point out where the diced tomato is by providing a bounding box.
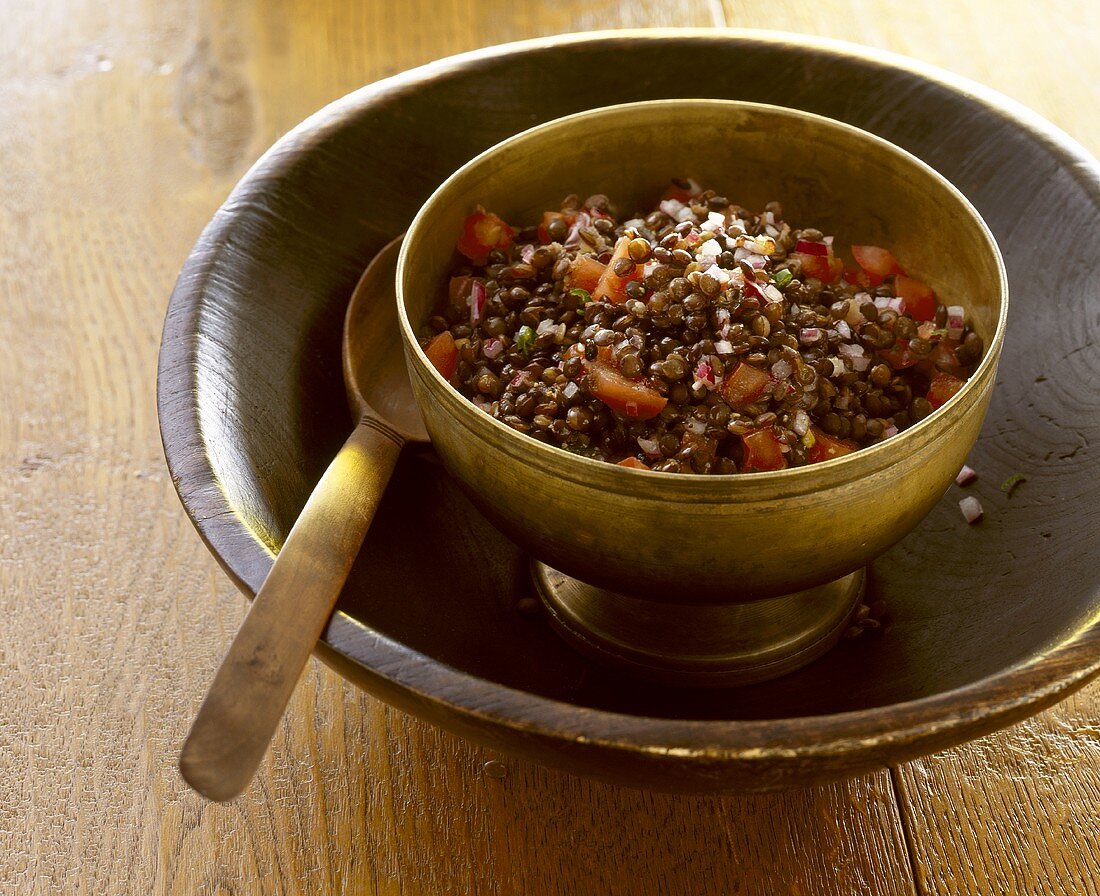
[617,456,650,470]
[851,245,904,286]
[807,426,856,463]
[918,338,964,378]
[588,362,667,420]
[790,250,842,285]
[568,255,606,293]
[537,211,573,244]
[926,373,966,410]
[844,264,873,289]
[456,210,514,264]
[894,274,936,321]
[592,237,644,305]
[795,239,830,257]
[720,362,771,409]
[660,180,699,203]
[739,428,788,472]
[424,331,458,381]
[878,339,917,370]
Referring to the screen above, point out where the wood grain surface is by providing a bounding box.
[1,2,1096,895]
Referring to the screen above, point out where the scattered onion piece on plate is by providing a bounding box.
[955,464,978,486]
[960,496,984,524]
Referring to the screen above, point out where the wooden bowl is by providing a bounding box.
[158,31,1100,791]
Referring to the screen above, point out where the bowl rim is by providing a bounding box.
[396,97,1009,495]
[157,28,1100,771]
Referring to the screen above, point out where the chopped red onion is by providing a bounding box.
[520,244,536,264]
[955,464,978,486]
[536,319,566,343]
[482,338,504,360]
[714,339,734,354]
[771,359,793,380]
[659,198,684,218]
[874,295,891,310]
[917,321,938,341]
[675,207,696,223]
[703,263,730,285]
[947,305,965,338]
[792,409,811,436]
[762,283,784,304]
[883,423,899,438]
[686,416,707,435]
[838,342,865,360]
[637,437,661,457]
[959,496,984,524]
[852,355,871,372]
[698,238,722,257]
[824,235,834,247]
[468,280,486,324]
[886,297,905,314]
[836,320,852,340]
[694,359,717,390]
[800,327,823,345]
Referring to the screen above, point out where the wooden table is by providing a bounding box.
[3,2,1097,893]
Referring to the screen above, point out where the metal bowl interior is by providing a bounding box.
[158,31,1100,791]
[397,99,1007,600]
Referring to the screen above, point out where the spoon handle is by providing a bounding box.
[179,414,405,801]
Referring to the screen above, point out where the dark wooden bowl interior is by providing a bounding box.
[158,32,1100,790]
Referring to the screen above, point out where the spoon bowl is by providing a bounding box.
[343,239,428,439]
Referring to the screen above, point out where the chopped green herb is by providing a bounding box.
[774,269,793,288]
[515,324,536,355]
[569,287,591,304]
[1001,472,1026,495]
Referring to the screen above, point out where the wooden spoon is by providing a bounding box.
[180,237,426,801]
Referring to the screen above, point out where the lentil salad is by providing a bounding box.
[419,181,983,474]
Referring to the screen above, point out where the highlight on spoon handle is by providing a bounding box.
[179,414,405,801]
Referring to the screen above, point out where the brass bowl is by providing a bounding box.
[397,100,1008,683]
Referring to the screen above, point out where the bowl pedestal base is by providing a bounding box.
[532,563,865,688]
